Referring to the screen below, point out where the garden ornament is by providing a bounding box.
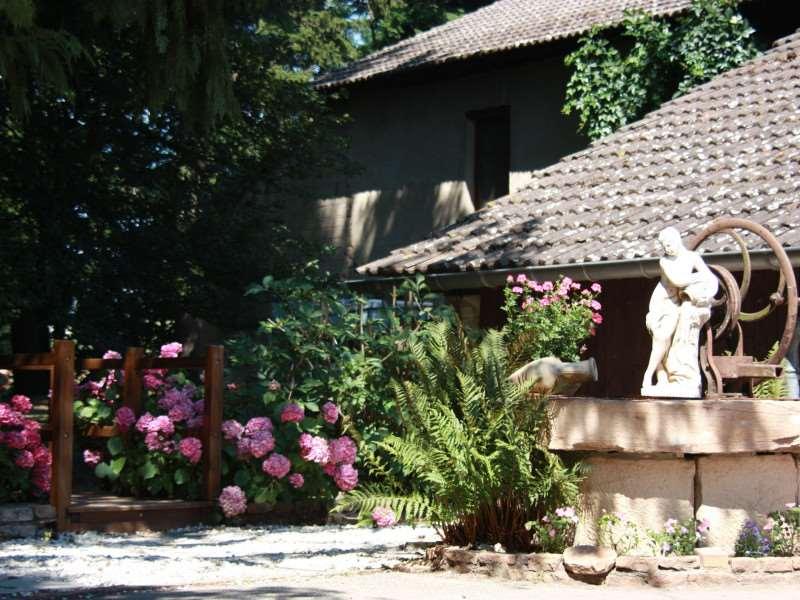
[641,226,719,398]
[509,356,597,395]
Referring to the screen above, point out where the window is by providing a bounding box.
[467,106,510,209]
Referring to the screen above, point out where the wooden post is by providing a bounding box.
[122,347,144,414]
[202,346,224,501]
[50,340,75,531]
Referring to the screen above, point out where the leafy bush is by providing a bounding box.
[597,511,642,555]
[73,350,124,429]
[649,517,709,556]
[735,520,771,557]
[501,275,601,366]
[764,505,800,556]
[335,319,584,551]
[526,506,579,553]
[225,264,453,488]
[0,394,51,501]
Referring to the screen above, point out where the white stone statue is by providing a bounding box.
[641,227,719,398]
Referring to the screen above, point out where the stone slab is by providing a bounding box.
[658,556,701,570]
[696,455,799,553]
[33,504,56,520]
[575,456,695,547]
[0,505,34,522]
[0,523,37,538]
[563,545,616,576]
[615,556,657,574]
[526,553,562,572]
[761,557,794,573]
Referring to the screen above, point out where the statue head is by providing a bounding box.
[658,227,684,257]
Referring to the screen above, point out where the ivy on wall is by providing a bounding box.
[562,0,758,141]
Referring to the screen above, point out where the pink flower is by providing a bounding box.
[244,417,273,435]
[147,415,175,436]
[590,300,602,311]
[178,437,203,464]
[168,402,194,423]
[334,464,359,491]
[763,518,775,532]
[561,277,573,288]
[321,401,339,424]
[115,407,136,432]
[144,431,163,451]
[31,463,51,492]
[15,450,35,469]
[10,395,32,414]
[33,446,51,466]
[0,403,22,426]
[280,403,304,423]
[527,280,538,289]
[226,383,239,391]
[222,419,244,440]
[102,350,122,360]
[542,281,554,291]
[186,415,204,429]
[248,430,276,458]
[515,274,527,284]
[268,379,281,391]
[506,275,514,283]
[322,462,337,477]
[5,431,26,449]
[218,485,247,518]
[22,428,41,448]
[288,473,305,489]
[299,433,330,464]
[591,313,603,324]
[548,528,556,538]
[511,286,524,294]
[571,282,581,290]
[329,436,357,465]
[143,372,164,390]
[262,453,291,479]
[539,297,551,307]
[160,342,183,358]
[236,437,252,458]
[372,506,396,528]
[590,282,602,293]
[83,449,103,467]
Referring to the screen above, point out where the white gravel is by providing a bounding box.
[0,524,439,594]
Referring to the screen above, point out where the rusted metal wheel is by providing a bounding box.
[687,217,798,366]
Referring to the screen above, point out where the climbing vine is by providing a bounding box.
[563,0,758,140]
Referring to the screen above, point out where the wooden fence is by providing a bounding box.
[0,340,224,531]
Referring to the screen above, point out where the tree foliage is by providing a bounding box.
[563,0,759,140]
[336,320,584,551]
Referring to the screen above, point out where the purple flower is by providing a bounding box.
[329,436,357,465]
[147,415,175,436]
[262,453,291,479]
[299,433,330,464]
[288,473,305,489]
[280,403,304,423]
[248,430,276,458]
[244,417,273,435]
[83,449,103,467]
[222,419,244,441]
[218,485,247,518]
[334,464,358,491]
[115,407,136,432]
[321,401,339,424]
[15,450,35,469]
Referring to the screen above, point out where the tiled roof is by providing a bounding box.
[357,31,800,277]
[315,0,693,89]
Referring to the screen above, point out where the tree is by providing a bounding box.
[0,1,357,356]
[562,0,759,140]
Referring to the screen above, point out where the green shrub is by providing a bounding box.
[335,319,584,551]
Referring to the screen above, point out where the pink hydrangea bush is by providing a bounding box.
[0,394,52,502]
[502,275,603,362]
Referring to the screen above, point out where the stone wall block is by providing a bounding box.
[761,557,794,573]
[575,456,695,545]
[658,556,701,570]
[615,556,657,574]
[730,557,761,574]
[0,505,34,522]
[526,553,562,572]
[696,455,798,553]
[33,504,56,521]
[0,523,36,538]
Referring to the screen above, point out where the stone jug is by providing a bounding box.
[509,356,598,395]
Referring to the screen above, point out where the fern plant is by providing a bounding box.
[335,320,584,551]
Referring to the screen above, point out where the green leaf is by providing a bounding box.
[79,406,95,419]
[107,437,124,456]
[139,461,158,480]
[94,462,113,479]
[234,469,250,488]
[111,457,127,476]
[174,468,189,485]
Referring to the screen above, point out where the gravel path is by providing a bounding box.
[0,525,438,595]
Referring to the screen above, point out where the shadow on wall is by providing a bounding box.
[288,179,476,275]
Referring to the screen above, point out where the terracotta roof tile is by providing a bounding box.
[358,31,800,277]
[316,0,693,88]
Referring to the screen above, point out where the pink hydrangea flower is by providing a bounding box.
[31,463,51,492]
[372,506,397,528]
[218,485,247,518]
[147,415,175,436]
[10,394,32,414]
[329,436,357,465]
[288,473,305,489]
[280,403,304,423]
[102,350,122,360]
[168,402,194,423]
[262,453,291,479]
[5,431,26,449]
[143,372,164,390]
[334,464,358,491]
[186,415,204,429]
[321,402,339,424]
[591,313,603,324]
[83,449,103,467]
[178,437,203,464]
[144,431,163,451]
[160,342,183,358]
[248,430,276,458]
[22,428,41,448]
[33,446,51,466]
[590,300,602,311]
[0,403,21,426]
[236,437,252,458]
[299,433,330,464]
[222,419,244,440]
[115,407,136,432]
[322,462,337,477]
[15,450,35,469]
[591,282,602,293]
[542,281,554,291]
[244,417,273,435]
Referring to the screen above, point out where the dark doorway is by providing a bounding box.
[468,106,510,209]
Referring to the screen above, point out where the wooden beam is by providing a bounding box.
[122,347,144,415]
[549,397,800,455]
[50,340,75,531]
[203,346,224,502]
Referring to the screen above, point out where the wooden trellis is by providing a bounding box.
[0,341,224,532]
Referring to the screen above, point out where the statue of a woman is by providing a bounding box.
[641,227,718,398]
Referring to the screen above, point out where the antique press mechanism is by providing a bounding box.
[688,217,798,397]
